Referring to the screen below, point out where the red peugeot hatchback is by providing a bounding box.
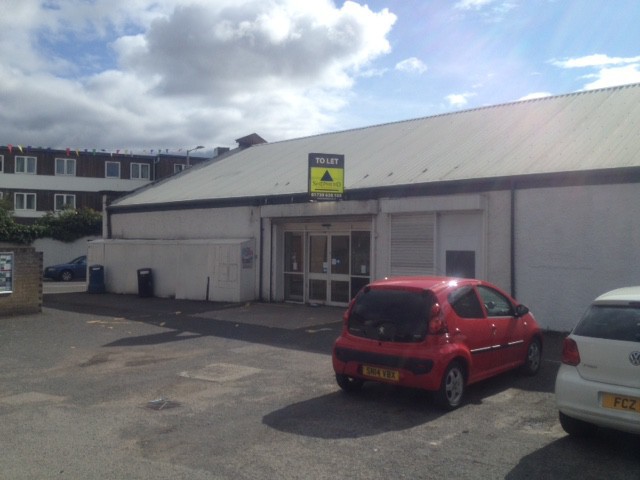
[332,276,543,409]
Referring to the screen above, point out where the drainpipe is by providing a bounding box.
[102,194,111,239]
[268,219,274,302]
[510,184,516,298]
[259,216,264,302]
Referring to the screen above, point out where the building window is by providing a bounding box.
[0,155,4,172]
[15,156,37,174]
[14,192,37,210]
[105,161,120,178]
[55,158,76,176]
[131,163,150,180]
[54,194,76,211]
[174,164,187,173]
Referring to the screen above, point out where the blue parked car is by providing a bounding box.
[43,255,87,282]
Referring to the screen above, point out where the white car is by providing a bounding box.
[555,286,640,436]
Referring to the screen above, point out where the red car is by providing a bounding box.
[332,276,543,409]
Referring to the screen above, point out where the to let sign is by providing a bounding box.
[308,153,345,200]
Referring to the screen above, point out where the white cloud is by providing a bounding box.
[552,54,640,69]
[454,0,496,10]
[358,67,389,78]
[0,0,397,149]
[518,92,552,101]
[395,57,427,74]
[581,65,640,90]
[551,54,640,91]
[453,0,515,16]
[446,92,476,107]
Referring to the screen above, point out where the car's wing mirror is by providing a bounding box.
[515,304,529,317]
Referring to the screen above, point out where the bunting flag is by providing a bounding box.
[2,143,208,157]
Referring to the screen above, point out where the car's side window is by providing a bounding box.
[477,286,514,317]
[448,286,485,318]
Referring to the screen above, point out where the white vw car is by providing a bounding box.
[555,286,640,436]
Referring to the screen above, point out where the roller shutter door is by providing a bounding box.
[390,213,435,276]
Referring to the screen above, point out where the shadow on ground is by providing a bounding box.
[44,292,342,356]
[263,385,444,439]
[506,428,640,479]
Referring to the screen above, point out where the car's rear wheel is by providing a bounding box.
[435,361,465,410]
[336,374,364,393]
[520,337,542,376]
[559,411,596,436]
[60,270,74,282]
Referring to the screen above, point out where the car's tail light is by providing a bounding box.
[561,337,580,366]
[428,303,447,335]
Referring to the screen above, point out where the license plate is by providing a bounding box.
[362,365,399,382]
[601,393,640,413]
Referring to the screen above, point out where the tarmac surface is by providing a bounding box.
[44,291,346,329]
[3,290,637,480]
[43,289,566,359]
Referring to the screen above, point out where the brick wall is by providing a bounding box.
[0,244,43,316]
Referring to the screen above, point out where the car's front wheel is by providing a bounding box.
[559,411,596,436]
[434,361,466,410]
[336,374,364,393]
[60,270,74,282]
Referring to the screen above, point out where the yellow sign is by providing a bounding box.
[308,153,344,200]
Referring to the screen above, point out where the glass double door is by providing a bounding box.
[308,234,351,305]
[283,230,371,306]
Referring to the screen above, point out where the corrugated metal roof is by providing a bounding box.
[113,83,640,207]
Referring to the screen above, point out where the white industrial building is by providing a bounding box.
[89,84,640,332]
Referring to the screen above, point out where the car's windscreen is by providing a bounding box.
[347,289,432,342]
[574,304,640,342]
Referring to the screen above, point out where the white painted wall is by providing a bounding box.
[374,192,513,287]
[110,206,259,239]
[102,184,640,332]
[88,238,255,302]
[515,183,640,332]
[436,211,484,277]
[484,190,512,290]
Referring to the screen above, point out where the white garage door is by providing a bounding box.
[390,213,435,276]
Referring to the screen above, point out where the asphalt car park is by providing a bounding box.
[1,293,638,479]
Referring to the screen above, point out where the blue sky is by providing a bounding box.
[1,0,639,154]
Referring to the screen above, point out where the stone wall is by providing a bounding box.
[0,244,43,317]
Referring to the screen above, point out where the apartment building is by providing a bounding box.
[0,147,208,223]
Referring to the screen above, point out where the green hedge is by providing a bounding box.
[0,200,102,244]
